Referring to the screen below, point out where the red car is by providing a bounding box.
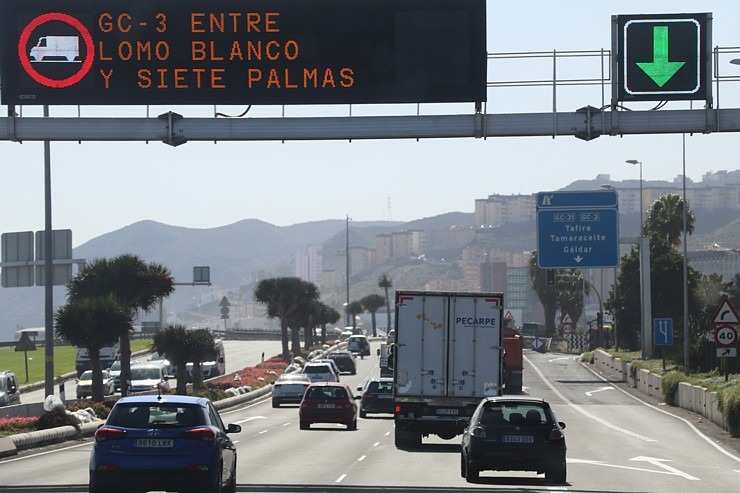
[299,382,358,430]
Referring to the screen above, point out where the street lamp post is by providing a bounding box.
[345,215,351,327]
[626,159,651,357]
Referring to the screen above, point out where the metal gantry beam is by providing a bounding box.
[2,107,740,144]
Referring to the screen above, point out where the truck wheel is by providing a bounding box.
[545,463,567,484]
[465,459,479,483]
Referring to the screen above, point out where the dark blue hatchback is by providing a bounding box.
[89,394,241,493]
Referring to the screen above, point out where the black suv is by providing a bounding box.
[357,377,394,418]
[327,350,357,375]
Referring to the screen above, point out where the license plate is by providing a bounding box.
[378,395,392,399]
[136,438,174,448]
[503,435,534,443]
[317,403,335,409]
[435,408,459,415]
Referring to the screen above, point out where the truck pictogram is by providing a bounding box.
[29,35,80,62]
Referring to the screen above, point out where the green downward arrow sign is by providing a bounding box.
[635,26,685,87]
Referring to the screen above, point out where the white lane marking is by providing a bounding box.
[234,416,266,424]
[549,357,571,362]
[384,431,390,436]
[282,422,291,427]
[335,474,347,483]
[630,456,699,480]
[373,442,380,447]
[258,430,268,435]
[570,458,679,475]
[525,354,656,442]
[585,386,615,397]
[579,356,740,464]
[358,455,366,461]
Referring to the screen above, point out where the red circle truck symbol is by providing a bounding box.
[18,13,94,88]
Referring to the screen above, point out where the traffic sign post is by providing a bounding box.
[612,13,712,103]
[536,190,619,269]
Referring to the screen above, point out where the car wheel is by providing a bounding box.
[360,409,367,419]
[347,418,357,430]
[465,459,479,483]
[545,463,567,484]
[223,465,237,493]
[299,420,310,430]
[271,398,280,408]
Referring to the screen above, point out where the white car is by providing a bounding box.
[311,359,341,381]
[128,364,170,393]
[76,369,115,399]
[301,362,339,383]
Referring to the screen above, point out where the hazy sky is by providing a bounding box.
[2,1,739,247]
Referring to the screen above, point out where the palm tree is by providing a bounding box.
[378,274,393,333]
[254,277,320,361]
[528,252,558,336]
[55,296,133,402]
[67,254,174,397]
[187,329,217,392]
[643,193,695,247]
[315,303,341,344]
[346,301,364,334]
[152,324,193,395]
[361,294,386,337]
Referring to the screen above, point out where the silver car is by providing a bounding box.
[272,373,311,408]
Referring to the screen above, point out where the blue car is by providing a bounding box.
[89,395,241,493]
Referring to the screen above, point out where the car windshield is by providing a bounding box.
[108,404,203,428]
[305,386,348,400]
[80,370,93,380]
[131,367,162,380]
[110,361,120,371]
[481,403,551,426]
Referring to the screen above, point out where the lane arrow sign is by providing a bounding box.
[636,26,685,87]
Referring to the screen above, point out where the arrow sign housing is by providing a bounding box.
[614,13,710,102]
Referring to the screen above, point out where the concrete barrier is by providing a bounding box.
[592,349,729,433]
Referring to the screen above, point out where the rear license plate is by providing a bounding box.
[136,438,174,448]
[378,395,392,399]
[317,403,335,409]
[435,408,459,415]
[503,435,534,443]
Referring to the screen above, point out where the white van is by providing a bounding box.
[128,364,169,393]
[185,339,225,381]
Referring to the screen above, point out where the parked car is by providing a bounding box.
[128,364,170,393]
[327,350,357,375]
[356,377,394,418]
[0,370,20,406]
[299,382,358,430]
[272,373,311,408]
[301,362,339,383]
[89,394,241,493]
[460,396,567,484]
[347,335,371,358]
[76,369,115,399]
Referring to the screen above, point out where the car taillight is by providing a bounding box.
[549,428,565,440]
[470,426,487,438]
[94,426,127,442]
[181,427,215,442]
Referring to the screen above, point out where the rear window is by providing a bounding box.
[480,403,551,426]
[108,404,204,428]
[304,365,330,374]
[306,386,348,400]
[369,381,393,393]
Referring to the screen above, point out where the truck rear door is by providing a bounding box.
[448,294,504,398]
[395,292,447,398]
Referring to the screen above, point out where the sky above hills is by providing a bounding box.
[1,1,740,248]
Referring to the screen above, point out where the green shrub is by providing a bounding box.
[719,386,740,437]
[629,360,647,380]
[661,371,687,405]
[580,351,594,363]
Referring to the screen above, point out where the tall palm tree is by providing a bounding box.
[528,252,558,336]
[378,274,393,333]
[643,193,695,247]
[254,277,320,361]
[346,301,364,334]
[361,294,386,337]
[315,303,340,344]
[186,329,217,392]
[55,296,133,402]
[67,254,174,397]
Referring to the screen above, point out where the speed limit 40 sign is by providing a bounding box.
[714,325,737,348]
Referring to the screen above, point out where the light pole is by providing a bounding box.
[625,159,643,235]
[345,215,351,327]
[626,159,650,357]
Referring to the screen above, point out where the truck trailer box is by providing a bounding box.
[393,290,504,447]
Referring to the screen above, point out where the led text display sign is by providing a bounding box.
[0,0,487,106]
[614,13,711,102]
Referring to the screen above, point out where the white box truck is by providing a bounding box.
[393,290,504,448]
[29,36,79,62]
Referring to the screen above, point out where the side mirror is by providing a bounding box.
[559,421,566,429]
[227,423,242,434]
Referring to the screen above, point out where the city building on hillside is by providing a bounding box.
[475,194,536,228]
[689,248,740,281]
[295,244,323,286]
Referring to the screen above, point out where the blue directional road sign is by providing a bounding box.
[654,318,674,346]
[536,190,619,269]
